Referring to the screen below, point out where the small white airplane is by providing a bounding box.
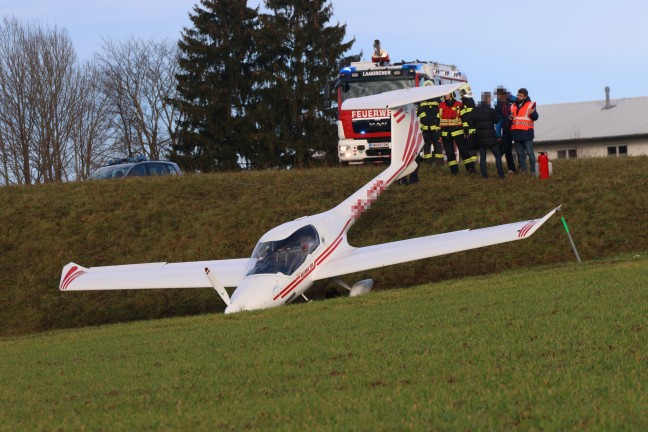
[60,83,560,314]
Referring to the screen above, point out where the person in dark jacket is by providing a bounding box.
[469,92,505,179]
[460,88,478,151]
[417,92,443,166]
[494,86,516,173]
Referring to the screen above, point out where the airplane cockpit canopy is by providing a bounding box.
[246,225,320,277]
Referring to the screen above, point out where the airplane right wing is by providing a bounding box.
[312,206,560,281]
[59,258,249,292]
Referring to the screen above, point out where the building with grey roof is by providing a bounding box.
[534,89,648,159]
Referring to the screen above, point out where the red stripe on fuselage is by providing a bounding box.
[273,220,351,301]
[314,236,344,266]
[401,112,416,162]
[393,108,406,124]
[276,236,344,300]
[389,110,419,183]
[402,118,421,168]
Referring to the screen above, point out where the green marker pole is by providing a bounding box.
[561,217,581,263]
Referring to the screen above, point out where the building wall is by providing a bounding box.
[535,137,648,159]
[481,136,648,163]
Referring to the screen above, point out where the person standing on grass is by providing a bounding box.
[417,81,443,167]
[494,86,517,173]
[460,86,479,162]
[470,92,505,179]
[439,92,476,175]
[510,88,539,173]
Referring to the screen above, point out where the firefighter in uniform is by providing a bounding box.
[438,92,476,174]
[417,82,443,167]
[459,85,478,164]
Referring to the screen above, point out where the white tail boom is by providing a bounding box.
[333,83,462,226]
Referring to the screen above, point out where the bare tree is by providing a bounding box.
[0,17,95,184]
[97,37,181,160]
[29,23,82,182]
[71,60,113,180]
[0,19,183,185]
[0,17,37,184]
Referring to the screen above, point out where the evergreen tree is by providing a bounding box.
[170,0,258,171]
[254,0,356,168]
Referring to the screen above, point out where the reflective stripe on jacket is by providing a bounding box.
[418,100,440,131]
[438,100,463,128]
[460,101,476,135]
[511,101,536,131]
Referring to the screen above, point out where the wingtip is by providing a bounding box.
[59,262,88,291]
[523,206,561,238]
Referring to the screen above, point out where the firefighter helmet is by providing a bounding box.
[459,82,473,98]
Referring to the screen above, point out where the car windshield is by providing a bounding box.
[340,78,412,102]
[89,164,134,180]
[246,225,320,276]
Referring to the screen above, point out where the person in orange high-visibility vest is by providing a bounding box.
[438,93,476,174]
[510,88,539,173]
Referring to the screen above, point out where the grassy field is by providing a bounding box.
[1,255,646,431]
[1,157,647,336]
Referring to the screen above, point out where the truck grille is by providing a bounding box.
[352,119,391,134]
[365,148,391,158]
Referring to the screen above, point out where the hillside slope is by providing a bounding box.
[1,157,647,336]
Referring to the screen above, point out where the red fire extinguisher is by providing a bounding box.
[538,152,551,179]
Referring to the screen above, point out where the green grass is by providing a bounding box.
[1,255,646,431]
[1,156,647,336]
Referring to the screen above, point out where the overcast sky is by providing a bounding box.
[4,0,648,104]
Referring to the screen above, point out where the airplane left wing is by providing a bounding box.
[59,258,249,291]
[312,206,560,281]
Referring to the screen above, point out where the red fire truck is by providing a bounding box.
[335,42,468,164]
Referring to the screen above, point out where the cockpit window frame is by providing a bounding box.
[246,225,320,277]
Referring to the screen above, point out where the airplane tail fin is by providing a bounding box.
[342,83,462,182]
[390,106,422,180]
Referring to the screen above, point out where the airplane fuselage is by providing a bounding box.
[225,210,355,313]
[224,108,423,313]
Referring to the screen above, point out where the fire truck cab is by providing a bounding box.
[335,51,468,164]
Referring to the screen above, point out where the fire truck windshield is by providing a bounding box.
[340,78,412,102]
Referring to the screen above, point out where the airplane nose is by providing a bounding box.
[225,275,288,314]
